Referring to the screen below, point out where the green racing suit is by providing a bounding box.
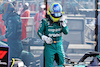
[37,18,69,67]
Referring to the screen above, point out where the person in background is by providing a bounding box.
[20,2,30,40]
[0,2,35,67]
[34,3,46,33]
[37,3,69,67]
[0,2,23,60]
[0,1,17,43]
[12,1,18,12]
[0,14,7,42]
[17,2,23,15]
[30,2,36,11]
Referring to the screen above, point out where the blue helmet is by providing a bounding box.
[48,3,64,22]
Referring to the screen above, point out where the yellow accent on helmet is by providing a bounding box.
[48,3,64,22]
[49,13,60,22]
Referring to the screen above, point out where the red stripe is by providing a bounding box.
[5,3,9,13]
[0,50,7,59]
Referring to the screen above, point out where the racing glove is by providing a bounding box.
[42,35,53,44]
[59,16,67,27]
[0,34,6,41]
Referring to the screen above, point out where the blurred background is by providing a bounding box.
[0,0,99,67]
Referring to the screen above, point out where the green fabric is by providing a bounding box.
[0,3,14,21]
[20,50,34,67]
[37,18,69,67]
[96,55,100,60]
[5,12,23,60]
[5,12,22,40]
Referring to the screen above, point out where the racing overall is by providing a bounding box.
[37,18,69,67]
[21,10,30,40]
[0,2,35,66]
[5,12,23,60]
[0,14,7,42]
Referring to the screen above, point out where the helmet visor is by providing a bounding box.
[51,12,62,18]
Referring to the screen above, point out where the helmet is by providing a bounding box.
[0,2,15,21]
[25,2,29,7]
[23,2,29,10]
[40,2,45,8]
[48,3,64,22]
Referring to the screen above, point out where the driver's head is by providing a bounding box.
[0,2,15,21]
[48,3,64,22]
